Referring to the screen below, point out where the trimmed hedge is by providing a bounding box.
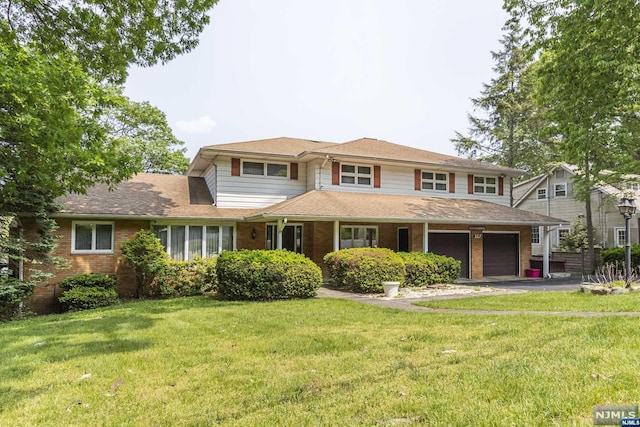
[57,274,119,312]
[601,244,640,268]
[217,250,322,300]
[0,278,35,321]
[151,257,218,297]
[398,252,461,286]
[324,248,405,293]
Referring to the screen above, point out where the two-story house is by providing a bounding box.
[513,163,639,256]
[30,137,565,312]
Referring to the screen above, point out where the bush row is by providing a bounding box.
[324,248,461,293]
[216,250,322,300]
[58,273,119,311]
[601,244,640,268]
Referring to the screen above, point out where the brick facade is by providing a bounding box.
[27,218,532,313]
[27,218,150,314]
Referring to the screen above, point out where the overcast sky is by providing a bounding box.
[124,0,508,161]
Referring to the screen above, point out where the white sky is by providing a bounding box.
[124,0,508,161]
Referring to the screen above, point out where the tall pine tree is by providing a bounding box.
[452,17,553,206]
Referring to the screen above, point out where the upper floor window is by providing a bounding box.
[555,183,567,198]
[153,225,233,261]
[531,226,540,245]
[422,171,447,191]
[474,176,496,194]
[242,161,288,178]
[625,182,640,191]
[340,226,377,248]
[537,188,547,200]
[555,169,565,179]
[341,164,372,186]
[72,221,114,254]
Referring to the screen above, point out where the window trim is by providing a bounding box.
[536,188,547,200]
[421,170,448,192]
[240,160,289,178]
[340,163,373,187]
[71,221,115,254]
[554,182,567,198]
[473,176,497,194]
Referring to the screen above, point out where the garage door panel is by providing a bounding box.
[428,233,469,279]
[483,233,519,276]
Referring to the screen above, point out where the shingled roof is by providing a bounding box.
[56,174,252,220]
[248,190,567,225]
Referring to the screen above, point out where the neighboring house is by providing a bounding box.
[28,137,564,312]
[513,163,639,256]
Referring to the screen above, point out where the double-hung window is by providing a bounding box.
[422,171,447,191]
[554,183,567,198]
[474,176,497,194]
[537,188,547,200]
[340,164,372,186]
[531,226,540,245]
[242,161,288,178]
[615,227,626,247]
[153,225,234,261]
[72,221,114,254]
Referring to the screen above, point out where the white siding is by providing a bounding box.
[204,164,216,201]
[215,157,308,208]
[314,163,512,206]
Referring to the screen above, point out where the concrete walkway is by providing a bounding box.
[316,284,640,317]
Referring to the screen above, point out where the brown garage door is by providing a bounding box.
[483,233,519,276]
[428,233,470,279]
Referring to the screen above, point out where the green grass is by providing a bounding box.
[416,290,640,312]
[2,296,640,426]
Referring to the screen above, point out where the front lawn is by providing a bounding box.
[416,290,640,312]
[1,296,639,425]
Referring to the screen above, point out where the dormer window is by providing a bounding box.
[341,164,372,186]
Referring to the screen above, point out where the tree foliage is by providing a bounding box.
[505,0,640,271]
[452,16,555,205]
[3,0,218,84]
[1,1,217,277]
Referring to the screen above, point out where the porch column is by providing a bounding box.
[423,222,429,252]
[542,226,550,278]
[277,218,285,250]
[333,220,340,251]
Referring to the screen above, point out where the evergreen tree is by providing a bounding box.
[452,17,554,206]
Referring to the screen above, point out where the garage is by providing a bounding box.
[483,233,519,276]
[428,232,470,279]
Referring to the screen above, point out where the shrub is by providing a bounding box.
[0,277,35,321]
[57,273,119,312]
[398,252,461,286]
[121,230,169,297]
[217,250,322,300]
[323,248,405,293]
[601,244,640,268]
[152,257,218,297]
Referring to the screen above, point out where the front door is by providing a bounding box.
[398,228,409,252]
[266,224,303,253]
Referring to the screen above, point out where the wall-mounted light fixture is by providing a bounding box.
[251,228,257,240]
